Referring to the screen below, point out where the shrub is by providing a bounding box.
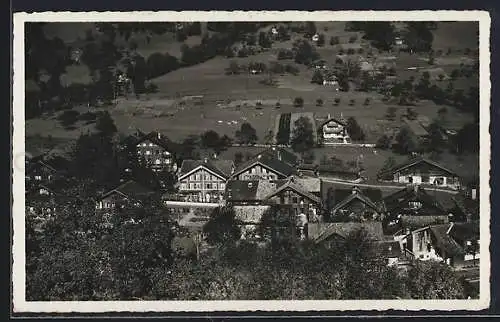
[363,98,371,106]
[357,48,364,54]
[275,102,281,108]
[277,49,294,60]
[349,99,356,106]
[316,98,324,106]
[329,36,339,46]
[348,35,358,43]
[347,48,355,55]
[293,97,304,107]
[334,97,341,105]
[57,110,80,127]
[78,111,97,122]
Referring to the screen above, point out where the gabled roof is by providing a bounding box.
[378,156,458,178]
[179,159,234,180]
[383,185,445,213]
[319,117,347,128]
[311,222,384,244]
[259,146,299,166]
[429,224,465,257]
[232,152,297,178]
[331,187,381,214]
[264,177,321,204]
[402,119,429,137]
[225,180,278,202]
[98,180,155,201]
[325,187,382,206]
[134,131,177,152]
[448,221,479,242]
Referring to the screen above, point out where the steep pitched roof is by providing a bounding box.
[326,187,383,206]
[331,187,381,214]
[402,118,429,137]
[179,159,234,180]
[225,180,278,202]
[232,152,297,178]
[134,131,177,152]
[311,222,384,244]
[448,221,479,242]
[265,177,321,204]
[98,180,155,201]
[319,117,347,129]
[378,157,457,178]
[429,224,465,257]
[383,185,445,213]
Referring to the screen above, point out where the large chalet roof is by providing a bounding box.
[319,117,347,129]
[310,222,384,244]
[448,221,480,242]
[429,224,465,257]
[383,185,445,213]
[327,186,383,206]
[132,131,177,152]
[98,180,155,201]
[232,151,297,178]
[179,159,234,180]
[378,156,458,178]
[225,180,277,202]
[265,177,321,204]
[331,187,381,214]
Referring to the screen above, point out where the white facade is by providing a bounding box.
[322,120,350,143]
[395,174,460,190]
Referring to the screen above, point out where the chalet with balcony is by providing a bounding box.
[318,114,350,144]
[383,184,449,230]
[377,157,461,190]
[177,158,235,203]
[231,147,297,181]
[326,186,384,222]
[128,131,177,172]
[95,180,156,225]
[400,221,479,268]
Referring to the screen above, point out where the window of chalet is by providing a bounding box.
[35,175,42,181]
[409,201,422,209]
[433,177,444,186]
[292,197,298,203]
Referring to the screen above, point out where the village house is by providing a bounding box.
[126,131,178,173]
[224,180,277,206]
[377,157,461,190]
[264,176,322,221]
[177,158,235,203]
[400,221,480,268]
[318,114,350,144]
[327,186,384,222]
[95,180,157,224]
[25,155,70,190]
[373,240,406,267]
[308,221,385,247]
[26,183,59,221]
[231,147,298,181]
[383,184,450,231]
[401,118,430,141]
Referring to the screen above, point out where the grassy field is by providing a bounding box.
[28,22,479,174]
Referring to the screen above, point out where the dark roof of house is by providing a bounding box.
[179,159,234,180]
[373,240,402,258]
[98,180,155,201]
[133,131,177,152]
[429,224,465,257]
[331,187,382,214]
[452,194,480,217]
[329,187,383,206]
[378,156,457,178]
[448,221,480,242]
[258,146,299,166]
[232,152,297,178]
[383,185,445,213]
[264,177,321,204]
[225,180,277,201]
[310,222,384,244]
[402,118,429,137]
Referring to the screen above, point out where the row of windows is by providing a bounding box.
[137,150,172,157]
[181,183,226,190]
[246,167,269,175]
[189,173,221,181]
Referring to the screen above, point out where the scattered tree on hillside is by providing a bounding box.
[311,70,324,85]
[234,152,244,166]
[146,53,179,79]
[454,123,479,154]
[406,107,418,121]
[258,32,272,48]
[95,111,118,137]
[200,130,222,150]
[304,22,317,38]
[226,60,241,75]
[361,22,395,51]
[346,117,365,142]
[316,98,324,106]
[235,122,258,145]
[376,134,392,150]
[334,97,341,106]
[330,36,340,46]
[290,116,315,154]
[293,97,304,107]
[426,122,446,153]
[316,34,325,47]
[394,125,418,154]
[404,22,434,53]
[293,39,320,66]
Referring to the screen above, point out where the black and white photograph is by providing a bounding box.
[12,11,491,312]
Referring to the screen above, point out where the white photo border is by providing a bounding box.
[12,10,492,313]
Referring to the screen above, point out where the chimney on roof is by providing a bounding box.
[352,186,359,194]
[203,157,208,163]
[157,132,161,140]
[328,113,331,120]
[257,154,262,159]
[278,150,282,161]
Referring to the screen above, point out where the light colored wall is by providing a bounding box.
[237,164,279,180]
